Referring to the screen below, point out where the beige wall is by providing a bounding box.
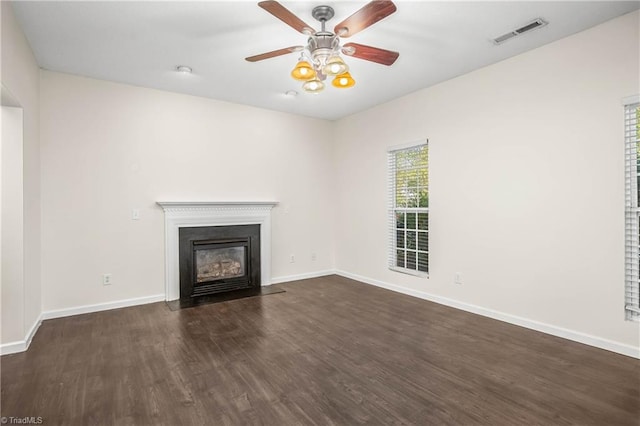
[1,2,41,346]
[40,71,335,311]
[334,11,640,349]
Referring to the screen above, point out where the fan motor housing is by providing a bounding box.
[308,33,338,65]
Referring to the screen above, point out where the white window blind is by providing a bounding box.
[388,141,429,276]
[624,100,640,321]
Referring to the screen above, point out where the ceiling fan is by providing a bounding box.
[246,0,399,93]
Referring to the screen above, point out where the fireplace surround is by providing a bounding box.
[157,201,278,301]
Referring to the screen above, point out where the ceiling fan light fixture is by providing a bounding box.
[332,72,355,88]
[291,60,316,81]
[247,1,399,94]
[322,55,349,76]
[302,78,325,93]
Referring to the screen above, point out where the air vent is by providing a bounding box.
[492,18,548,45]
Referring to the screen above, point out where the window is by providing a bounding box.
[388,141,429,276]
[624,99,640,321]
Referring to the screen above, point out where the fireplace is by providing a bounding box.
[179,224,260,299]
[157,201,277,301]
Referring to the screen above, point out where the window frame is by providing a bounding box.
[388,140,429,278]
[624,95,640,321]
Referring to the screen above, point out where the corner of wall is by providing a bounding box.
[1,0,42,352]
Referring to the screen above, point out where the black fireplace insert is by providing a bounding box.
[179,224,260,299]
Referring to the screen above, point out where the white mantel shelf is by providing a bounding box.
[157,201,278,210]
[157,201,278,301]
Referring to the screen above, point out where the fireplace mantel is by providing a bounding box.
[157,201,278,301]
[157,201,279,211]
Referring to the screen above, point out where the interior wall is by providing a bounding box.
[40,71,335,311]
[1,106,24,343]
[1,1,41,345]
[333,11,640,348]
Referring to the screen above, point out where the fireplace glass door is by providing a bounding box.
[192,239,250,289]
[195,246,246,283]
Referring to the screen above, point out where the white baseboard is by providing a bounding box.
[2,294,165,355]
[6,273,638,359]
[41,294,166,320]
[335,270,640,359]
[269,269,335,285]
[0,314,43,356]
[1,275,328,356]
[0,340,27,356]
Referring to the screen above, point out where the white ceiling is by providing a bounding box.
[12,1,640,120]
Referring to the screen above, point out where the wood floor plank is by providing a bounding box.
[1,275,638,425]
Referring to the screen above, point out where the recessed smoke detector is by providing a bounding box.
[176,65,193,74]
[492,18,548,45]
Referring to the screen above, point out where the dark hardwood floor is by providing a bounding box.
[2,275,639,425]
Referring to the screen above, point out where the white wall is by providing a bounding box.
[334,11,640,350]
[40,71,335,311]
[1,1,41,348]
[1,106,24,343]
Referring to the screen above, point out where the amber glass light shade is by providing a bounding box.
[332,72,355,88]
[302,78,325,93]
[322,56,349,76]
[291,60,316,81]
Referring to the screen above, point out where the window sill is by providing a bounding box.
[389,266,429,278]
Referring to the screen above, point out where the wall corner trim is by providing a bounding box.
[0,314,42,356]
[335,270,640,359]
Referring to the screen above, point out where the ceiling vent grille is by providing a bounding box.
[492,18,548,45]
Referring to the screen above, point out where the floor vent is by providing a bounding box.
[492,18,548,45]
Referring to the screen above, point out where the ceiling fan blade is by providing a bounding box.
[258,1,316,35]
[245,46,303,62]
[334,1,397,38]
[342,43,399,66]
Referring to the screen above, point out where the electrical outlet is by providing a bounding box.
[103,273,112,286]
[290,254,295,263]
[454,272,463,285]
[311,252,317,261]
